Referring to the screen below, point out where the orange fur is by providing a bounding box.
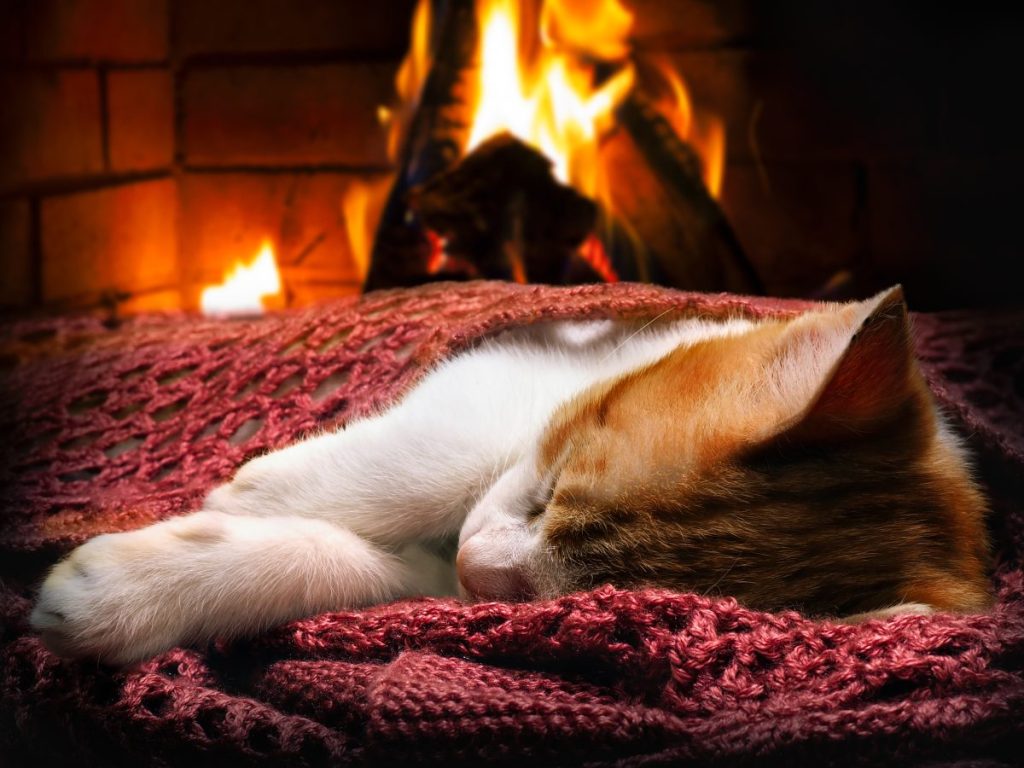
[537,288,992,616]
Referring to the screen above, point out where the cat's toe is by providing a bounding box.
[31,534,174,665]
[29,609,77,658]
[29,605,70,657]
[32,546,108,657]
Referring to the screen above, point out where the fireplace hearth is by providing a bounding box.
[1,0,1021,316]
[365,0,760,295]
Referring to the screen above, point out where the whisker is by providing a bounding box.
[702,557,740,597]
[600,308,675,364]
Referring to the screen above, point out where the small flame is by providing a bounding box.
[342,182,373,281]
[578,233,618,282]
[654,63,726,198]
[346,0,432,281]
[386,0,434,162]
[200,240,282,316]
[341,177,391,282]
[425,229,447,274]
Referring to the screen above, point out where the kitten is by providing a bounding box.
[31,287,992,664]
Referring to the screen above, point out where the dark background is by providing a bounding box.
[737,0,1023,308]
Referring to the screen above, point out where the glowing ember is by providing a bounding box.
[200,241,282,316]
[578,233,618,282]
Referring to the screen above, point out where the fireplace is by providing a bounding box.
[3,5,1024,761]
[1,0,1021,316]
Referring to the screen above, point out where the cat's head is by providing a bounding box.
[456,287,993,617]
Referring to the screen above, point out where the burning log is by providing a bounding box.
[364,0,478,290]
[363,0,764,296]
[405,107,763,292]
[603,94,763,294]
[411,133,597,283]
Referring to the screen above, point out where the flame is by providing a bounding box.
[578,233,618,282]
[340,0,432,282]
[200,240,282,316]
[385,0,434,162]
[465,0,634,198]
[341,176,392,282]
[351,0,728,288]
[462,0,724,201]
[654,63,726,198]
[541,0,633,61]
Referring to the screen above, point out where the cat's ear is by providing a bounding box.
[776,285,921,443]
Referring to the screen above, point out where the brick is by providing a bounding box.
[41,179,177,302]
[21,0,168,62]
[629,0,752,49]
[176,0,416,57]
[0,200,33,307]
[182,64,396,168]
[0,70,103,187]
[179,172,381,308]
[718,161,864,297]
[107,69,175,172]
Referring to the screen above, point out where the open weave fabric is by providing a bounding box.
[1,281,1022,766]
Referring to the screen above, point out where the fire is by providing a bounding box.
[385,0,434,161]
[340,178,390,282]
[654,63,726,197]
[338,0,434,282]
[345,0,729,289]
[465,0,635,197]
[200,240,283,316]
[463,0,725,200]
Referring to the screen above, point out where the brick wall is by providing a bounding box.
[1,0,413,316]
[2,0,1020,315]
[2,0,176,313]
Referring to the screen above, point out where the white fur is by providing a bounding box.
[32,294,907,664]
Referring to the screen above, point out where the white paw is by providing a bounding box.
[31,517,223,664]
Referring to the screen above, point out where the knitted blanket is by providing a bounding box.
[1,282,1022,766]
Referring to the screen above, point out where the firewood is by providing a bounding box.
[364,0,479,291]
[410,134,597,283]
[604,95,764,294]
[364,2,762,295]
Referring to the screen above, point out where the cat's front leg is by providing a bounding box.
[30,511,440,665]
[202,404,499,545]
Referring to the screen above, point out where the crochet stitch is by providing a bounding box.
[0,281,1021,766]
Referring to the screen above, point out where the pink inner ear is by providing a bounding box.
[800,289,916,436]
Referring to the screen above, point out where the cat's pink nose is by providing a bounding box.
[456,536,535,602]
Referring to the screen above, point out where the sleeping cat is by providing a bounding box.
[31,286,992,664]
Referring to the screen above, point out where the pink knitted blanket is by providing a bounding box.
[1,282,1022,766]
